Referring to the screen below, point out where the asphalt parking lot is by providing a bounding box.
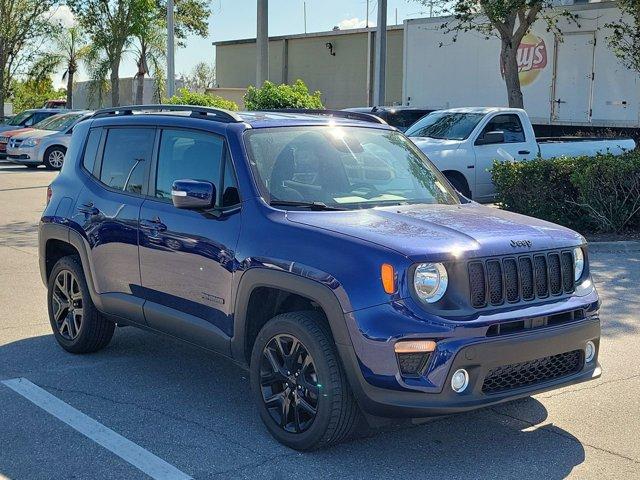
[0,162,639,480]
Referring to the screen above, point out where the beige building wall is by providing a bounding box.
[214,27,403,109]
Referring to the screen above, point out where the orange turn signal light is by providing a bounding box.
[394,340,437,354]
[381,263,396,294]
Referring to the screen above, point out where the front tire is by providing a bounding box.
[250,311,361,450]
[47,256,115,353]
[44,146,66,170]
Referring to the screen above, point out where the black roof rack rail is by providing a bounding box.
[265,109,387,125]
[91,104,243,123]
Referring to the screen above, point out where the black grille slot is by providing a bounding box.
[486,260,503,305]
[469,262,486,308]
[482,350,583,394]
[533,255,549,297]
[519,257,534,300]
[468,250,576,309]
[548,253,562,295]
[503,258,519,302]
[561,252,575,293]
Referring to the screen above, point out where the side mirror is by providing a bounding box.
[171,179,216,209]
[476,131,505,146]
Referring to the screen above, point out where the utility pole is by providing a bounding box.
[366,0,369,28]
[373,0,387,106]
[167,0,176,98]
[257,0,269,86]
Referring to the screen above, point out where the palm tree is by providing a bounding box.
[133,24,166,105]
[46,27,90,108]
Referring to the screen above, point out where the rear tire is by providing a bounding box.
[47,256,115,353]
[44,146,66,170]
[250,311,362,450]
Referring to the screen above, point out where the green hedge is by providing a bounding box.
[165,88,239,111]
[492,151,640,233]
[244,79,323,110]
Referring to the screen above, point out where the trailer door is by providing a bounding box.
[552,32,595,123]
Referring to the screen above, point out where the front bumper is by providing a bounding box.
[6,146,40,165]
[340,314,600,418]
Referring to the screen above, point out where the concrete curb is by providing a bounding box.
[588,240,640,253]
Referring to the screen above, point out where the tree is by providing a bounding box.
[69,0,211,107]
[133,22,166,104]
[244,80,324,110]
[606,0,640,74]
[420,1,572,108]
[0,0,59,116]
[33,26,90,108]
[11,77,65,111]
[182,62,216,92]
[68,0,154,107]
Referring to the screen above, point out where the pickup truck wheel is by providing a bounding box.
[44,146,66,170]
[444,172,471,199]
[250,311,361,450]
[47,256,115,353]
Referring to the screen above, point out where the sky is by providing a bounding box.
[48,0,440,86]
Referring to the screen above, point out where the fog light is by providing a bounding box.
[451,369,469,393]
[585,341,596,363]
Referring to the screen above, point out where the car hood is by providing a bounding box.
[0,125,25,134]
[286,203,584,260]
[0,128,34,139]
[409,137,463,155]
[12,129,57,140]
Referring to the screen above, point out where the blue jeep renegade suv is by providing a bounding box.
[39,105,601,450]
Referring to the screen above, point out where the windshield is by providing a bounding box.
[7,111,33,126]
[244,126,459,210]
[405,112,485,140]
[34,113,83,131]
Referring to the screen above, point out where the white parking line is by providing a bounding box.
[2,378,192,480]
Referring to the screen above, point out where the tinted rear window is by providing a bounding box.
[99,128,155,194]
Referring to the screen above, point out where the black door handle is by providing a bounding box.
[78,202,99,216]
[140,218,167,232]
[518,150,530,155]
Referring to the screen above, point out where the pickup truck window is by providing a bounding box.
[245,126,459,209]
[480,114,526,143]
[405,112,484,140]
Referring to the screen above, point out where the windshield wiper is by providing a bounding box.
[269,200,346,211]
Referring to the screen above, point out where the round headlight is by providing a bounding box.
[573,247,584,282]
[414,263,448,303]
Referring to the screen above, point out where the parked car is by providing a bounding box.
[43,99,67,109]
[0,127,36,159]
[343,106,434,132]
[406,107,636,201]
[6,111,92,169]
[40,105,601,451]
[0,108,67,135]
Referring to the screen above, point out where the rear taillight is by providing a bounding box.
[46,186,52,205]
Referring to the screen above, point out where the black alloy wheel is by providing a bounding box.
[51,269,84,340]
[260,334,320,433]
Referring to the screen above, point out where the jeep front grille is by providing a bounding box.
[468,251,575,308]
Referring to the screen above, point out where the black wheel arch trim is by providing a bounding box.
[231,268,354,364]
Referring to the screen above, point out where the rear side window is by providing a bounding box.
[482,114,526,143]
[100,128,155,194]
[82,128,102,174]
[155,129,224,200]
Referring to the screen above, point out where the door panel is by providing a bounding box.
[73,127,156,323]
[473,114,535,201]
[139,128,242,353]
[553,33,595,123]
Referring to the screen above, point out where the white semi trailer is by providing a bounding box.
[402,1,640,130]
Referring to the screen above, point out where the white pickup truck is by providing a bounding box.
[406,107,636,202]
